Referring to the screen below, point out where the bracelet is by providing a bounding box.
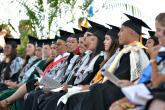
[150,59,156,63]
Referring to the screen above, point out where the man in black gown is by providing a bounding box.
[68,14,151,110]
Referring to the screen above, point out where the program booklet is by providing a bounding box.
[39,76,62,90]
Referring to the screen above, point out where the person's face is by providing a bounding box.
[66,37,78,52]
[51,43,57,57]
[43,45,52,58]
[56,39,66,54]
[26,43,35,56]
[66,37,71,52]
[118,25,130,45]
[145,39,155,48]
[104,35,112,52]
[155,21,165,46]
[35,47,42,59]
[84,32,92,48]
[87,34,98,51]
[70,37,78,52]
[4,44,12,56]
[78,37,87,54]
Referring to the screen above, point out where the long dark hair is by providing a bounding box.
[101,34,120,66]
[107,35,119,59]
[22,55,30,67]
[4,44,17,80]
[90,37,105,60]
[22,43,35,67]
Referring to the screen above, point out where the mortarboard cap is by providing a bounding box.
[36,39,43,47]
[106,24,120,39]
[59,30,73,41]
[87,20,105,33]
[81,26,88,32]
[54,35,59,42]
[148,31,155,37]
[73,28,84,39]
[5,37,20,48]
[122,13,151,35]
[28,35,38,45]
[73,28,82,35]
[36,39,56,47]
[93,27,109,41]
[87,20,108,41]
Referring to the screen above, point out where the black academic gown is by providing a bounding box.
[38,55,104,110]
[63,52,131,110]
[22,90,44,110]
[22,54,75,110]
[78,56,104,85]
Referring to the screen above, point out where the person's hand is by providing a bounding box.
[152,74,165,88]
[4,80,13,85]
[117,80,133,88]
[109,98,135,110]
[0,30,7,48]
[4,81,18,89]
[109,101,123,110]
[0,99,10,110]
[62,84,72,91]
[4,80,12,83]
[0,29,7,37]
[78,85,90,90]
[148,45,161,59]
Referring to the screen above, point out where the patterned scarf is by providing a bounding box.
[91,49,120,84]
[18,56,38,82]
[10,57,24,77]
[64,55,80,76]
[74,51,105,85]
[21,60,42,83]
[105,41,149,81]
[45,52,70,79]
[74,50,93,76]
[64,55,85,84]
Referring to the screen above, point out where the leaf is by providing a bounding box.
[8,22,18,34]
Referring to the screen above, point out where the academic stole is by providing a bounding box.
[41,56,68,77]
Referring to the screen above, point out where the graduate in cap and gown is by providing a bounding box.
[61,28,87,84]
[34,28,88,110]
[0,35,38,91]
[110,13,165,110]
[0,35,40,109]
[0,38,23,96]
[0,37,57,110]
[42,20,106,110]
[35,21,106,110]
[75,13,150,110]
[54,29,82,83]
[0,38,23,83]
[60,24,121,110]
[21,30,72,110]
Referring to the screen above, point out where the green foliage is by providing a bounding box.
[17,0,92,38]
[17,45,26,58]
